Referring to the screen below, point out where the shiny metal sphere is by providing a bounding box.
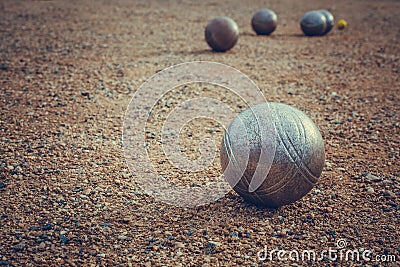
[220,102,325,208]
[251,9,278,35]
[205,16,239,52]
[317,10,334,34]
[300,11,327,36]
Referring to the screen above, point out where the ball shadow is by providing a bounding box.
[175,48,239,56]
[139,48,215,58]
[273,33,305,38]
[188,194,280,217]
[242,32,305,38]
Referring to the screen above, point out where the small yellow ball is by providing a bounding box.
[337,19,348,30]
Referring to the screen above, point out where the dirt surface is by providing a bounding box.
[0,0,399,266]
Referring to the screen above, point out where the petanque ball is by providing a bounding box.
[317,10,334,34]
[205,16,239,52]
[220,102,325,208]
[300,11,327,36]
[251,8,278,35]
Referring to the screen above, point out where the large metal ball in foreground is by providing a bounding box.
[317,10,334,35]
[251,8,278,35]
[300,11,327,36]
[205,16,239,52]
[220,102,325,208]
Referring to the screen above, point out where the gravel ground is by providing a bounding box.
[0,0,399,266]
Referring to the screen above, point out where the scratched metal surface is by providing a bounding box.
[221,102,325,208]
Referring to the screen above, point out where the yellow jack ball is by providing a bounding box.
[337,19,348,30]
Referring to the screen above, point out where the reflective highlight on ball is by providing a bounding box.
[317,10,334,35]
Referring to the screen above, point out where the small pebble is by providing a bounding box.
[38,242,46,249]
[367,187,375,193]
[0,64,8,71]
[383,190,395,198]
[42,223,53,231]
[387,225,395,231]
[175,242,185,249]
[364,173,382,182]
[325,161,332,168]
[208,241,221,248]
[13,242,26,252]
[59,235,69,244]
[279,230,287,237]
[229,231,239,237]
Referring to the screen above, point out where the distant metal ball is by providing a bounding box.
[300,11,327,36]
[317,10,334,34]
[251,9,278,35]
[220,102,325,208]
[205,16,239,52]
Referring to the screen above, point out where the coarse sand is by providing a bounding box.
[0,0,399,266]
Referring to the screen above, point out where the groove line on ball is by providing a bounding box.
[253,130,299,196]
[254,110,301,194]
[276,111,318,185]
[232,107,300,197]
[284,111,319,184]
[250,109,316,197]
[222,132,242,186]
[231,116,296,197]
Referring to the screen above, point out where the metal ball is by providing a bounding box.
[251,9,278,35]
[205,16,239,52]
[220,102,325,208]
[317,10,334,34]
[300,11,327,36]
